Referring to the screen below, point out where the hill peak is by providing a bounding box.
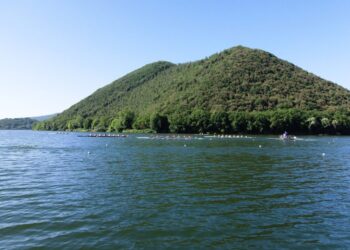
[36,45,350,133]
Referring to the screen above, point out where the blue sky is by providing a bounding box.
[0,0,349,118]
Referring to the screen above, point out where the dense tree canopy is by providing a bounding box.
[33,46,350,134]
[33,109,350,135]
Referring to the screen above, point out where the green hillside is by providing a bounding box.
[35,46,350,134]
[0,118,38,130]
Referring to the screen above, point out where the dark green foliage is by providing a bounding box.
[230,112,250,133]
[249,112,271,133]
[169,112,190,133]
[189,109,210,133]
[94,117,109,132]
[332,110,350,134]
[150,113,169,133]
[108,111,135,132]
[209,111,231,133]
[34,46,350,134]
[83,118,93,130]
[132,114,150,130]
[67,116,83,130]
[0,118,38,130]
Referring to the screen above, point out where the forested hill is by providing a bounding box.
[0,114,56,130]
[0,118,38,130]
[35,46,350,134]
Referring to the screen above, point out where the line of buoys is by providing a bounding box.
[204,134,252,139]
[136,134,255,141]
[137,135,195,140]
[78,134,128,138]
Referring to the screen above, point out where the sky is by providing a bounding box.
[0,0,349,118]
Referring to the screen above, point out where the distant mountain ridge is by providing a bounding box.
[0,114,57,130]
[0,118,37,130]
[31,113,57,121]
[34,46,350,134]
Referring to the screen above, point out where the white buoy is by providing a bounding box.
[322,153,325,157]
[259,145,262,148]
[184,144,187,147]
[88,151,90,154]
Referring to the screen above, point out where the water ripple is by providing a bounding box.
[0,131,350,248]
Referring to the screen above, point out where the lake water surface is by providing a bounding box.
[1,130,350,249]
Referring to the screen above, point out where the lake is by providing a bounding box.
[1,130,350,249]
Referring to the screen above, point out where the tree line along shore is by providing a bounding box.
[33,108,350,135]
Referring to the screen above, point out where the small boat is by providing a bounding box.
[280,134,297,140]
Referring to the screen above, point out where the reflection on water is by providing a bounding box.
[0,130,350,249]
